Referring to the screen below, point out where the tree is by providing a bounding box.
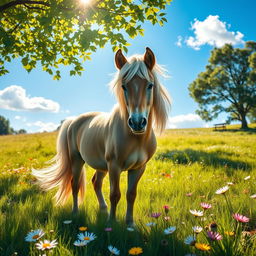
[189,42,256,129]
[0,115,13,135]
[0,0,171,79]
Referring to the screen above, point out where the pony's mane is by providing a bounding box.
[110,54,171,133]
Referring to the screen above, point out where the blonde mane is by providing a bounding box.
[110,54,171,133]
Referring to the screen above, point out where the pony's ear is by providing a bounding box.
[115,49,127,70]
[144,47,155,70]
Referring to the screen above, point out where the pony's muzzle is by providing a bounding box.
[128,116,147,133]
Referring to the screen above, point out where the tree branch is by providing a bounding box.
[0,0,50,12]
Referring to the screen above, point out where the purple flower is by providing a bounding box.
[151,212,161,218]
[207,231,222,241]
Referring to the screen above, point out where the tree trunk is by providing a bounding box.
[241,114,248,129]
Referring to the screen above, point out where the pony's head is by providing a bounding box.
[111,47,171,134]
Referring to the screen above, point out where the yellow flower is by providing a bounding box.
[195,243,211,251]
[79,226,87,231]
[225,231,235,236]
[129,247,143,255]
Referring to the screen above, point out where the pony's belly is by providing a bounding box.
[83,155,108,170]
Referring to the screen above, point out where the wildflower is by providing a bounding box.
[215,186,229,195]
[151,212,161,218]
[36,239,58,251]
[164,226,176,235]
[189,209,203,217]
[128,247,143,255]
[233,213,250,223]
[164,216,170,221]
[184,235,196,246]
[227,182,234,186]
[78,232,97,243]
[105,227,113,232]
[63,220,72,224]
[79,226,87,231]
[186,192,193,197]
[200,202,212,210]
[146,222,156,227]
[108,245,120,255]
[225,231,235,236]
[244,175,251,181]
[127,227,135,232]
[195,243,211,251]
[74,240,87,246]
[163,205,170,214]
[207,231,222,241]
[25,229,45,242]
[192,226,203,234]
[250,194,256,199]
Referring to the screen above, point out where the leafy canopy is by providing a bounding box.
[189,42,256,129]
[0,0,171,79]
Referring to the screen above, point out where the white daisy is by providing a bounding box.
[63,220,72,224]
[127,227,135,232]
[184,235,196,245]
[215,186,229,195]
[108,245,120,255]
[192,226,203,234]
[164,226,176,235]
[25,229,45,242]
[74,240,87,246]
[250,194,256,199]
[189,209,203,217]
[35,239,57,251]
[146,222,156,227]
[78,231,97,244]
[244,175,251,181]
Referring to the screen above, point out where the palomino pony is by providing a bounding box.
[33,48,171,226]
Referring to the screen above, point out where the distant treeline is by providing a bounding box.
[0,115,27,135]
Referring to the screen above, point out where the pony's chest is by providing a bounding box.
[122,150,148,170]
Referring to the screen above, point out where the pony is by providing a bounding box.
[32,47,171,226]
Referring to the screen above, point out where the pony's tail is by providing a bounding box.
[32,119,85,205]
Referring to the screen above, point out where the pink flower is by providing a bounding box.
[105,227,112,232]
[163,205,170,214]
[207,231,222,241]
[233,213,250,223]
[201,203,212,210]
[186,192,193,197]
[151,212,161,218]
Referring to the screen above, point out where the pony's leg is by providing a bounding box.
[126,166,145,226]
[71,156,84,214]
[108,166,121,221]
[92,170,108,211]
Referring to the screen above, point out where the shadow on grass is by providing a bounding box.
[155,149,252,174]
[214,128,256,134]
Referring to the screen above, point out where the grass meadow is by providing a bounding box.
[0,124,256,256]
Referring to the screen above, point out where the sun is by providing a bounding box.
[80,0,91,5]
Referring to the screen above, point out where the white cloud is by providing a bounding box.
[14,115,21,120]
[185,15,244,50]
[0,85,60,112]
[26,121,59,132]
[167,113,207,129]
[175,36,183,47]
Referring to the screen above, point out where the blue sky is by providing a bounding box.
[1,0,256,132]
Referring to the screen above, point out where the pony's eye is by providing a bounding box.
[147,83,154,90]
[122,85,127,91]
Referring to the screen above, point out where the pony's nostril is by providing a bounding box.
[128,118,133,127]
[141,118,147,128]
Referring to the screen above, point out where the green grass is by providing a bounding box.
[0,124,256,256]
